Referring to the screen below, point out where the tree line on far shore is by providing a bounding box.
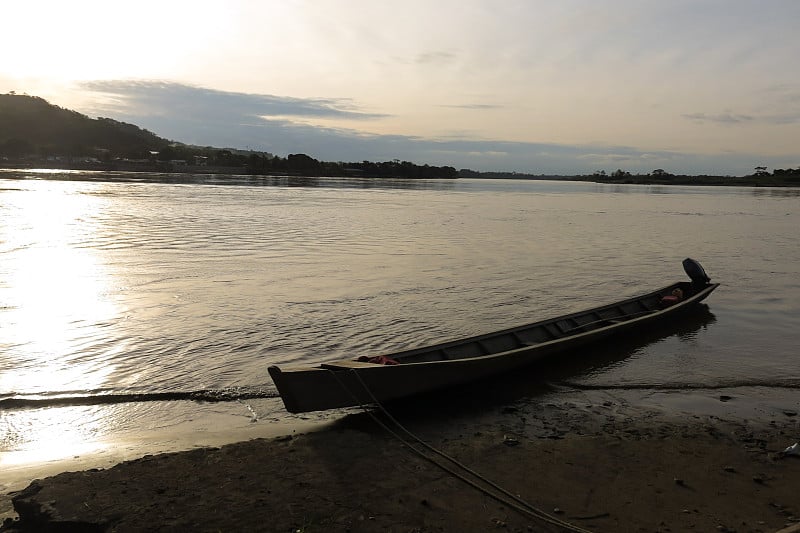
[245,153,457,179]
[459,166,800,187]
[581,167,800,186]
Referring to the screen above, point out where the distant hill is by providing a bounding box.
[0,93,458,178]
[0,93,170,158]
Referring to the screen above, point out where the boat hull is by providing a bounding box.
[269,281,719,413]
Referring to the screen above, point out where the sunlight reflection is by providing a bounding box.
[0,406,107,467]
[1,181,122,461]
[2,181,117,365]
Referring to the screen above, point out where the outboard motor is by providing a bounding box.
[683,258,710,286]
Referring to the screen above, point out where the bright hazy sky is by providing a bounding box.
[2,0,799,175]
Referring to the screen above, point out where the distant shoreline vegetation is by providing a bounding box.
[459,167,800,187]
[2,92,798,186]
[0,93,457,180]
[0,154,459,180]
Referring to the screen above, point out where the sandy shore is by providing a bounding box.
[2,390,799,533]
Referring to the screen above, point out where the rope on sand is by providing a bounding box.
[328,369,595,533]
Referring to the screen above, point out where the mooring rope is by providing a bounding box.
[327,369,594,533]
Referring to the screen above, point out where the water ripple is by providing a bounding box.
[0,385,279,409]
[2,175,800,415]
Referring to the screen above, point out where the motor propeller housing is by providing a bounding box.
[683,257,711,285]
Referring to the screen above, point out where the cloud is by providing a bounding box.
[682,112,754,124]
[683,95,800,126]
[415,51,456,65]
[81,80,387,121]
[763,113,800,125]
[75,80,791,176]
[576,153,633,162]
[753,85,800,124]
[438,103,503,110]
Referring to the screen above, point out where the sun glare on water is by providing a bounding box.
[1,179,123,464]
[0,406,108,469]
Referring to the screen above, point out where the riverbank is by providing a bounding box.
[3,391,799,532]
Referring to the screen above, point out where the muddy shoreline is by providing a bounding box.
[3,392,799,532]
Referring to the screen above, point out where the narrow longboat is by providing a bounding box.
[269,259,718,413]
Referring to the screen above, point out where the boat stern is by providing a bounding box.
[268,365,303,413]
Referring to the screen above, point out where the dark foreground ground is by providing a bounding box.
[2,394,799,533]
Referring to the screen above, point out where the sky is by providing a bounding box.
[2,0,799,175]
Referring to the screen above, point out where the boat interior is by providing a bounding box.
[353,281,704,366]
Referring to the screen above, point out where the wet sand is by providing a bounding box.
[3,391,799,532]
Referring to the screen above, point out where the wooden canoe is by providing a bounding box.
[269,262,719,413]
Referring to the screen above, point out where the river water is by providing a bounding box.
[1,170,799,490]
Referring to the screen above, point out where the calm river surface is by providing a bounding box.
[1,169,799,488]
